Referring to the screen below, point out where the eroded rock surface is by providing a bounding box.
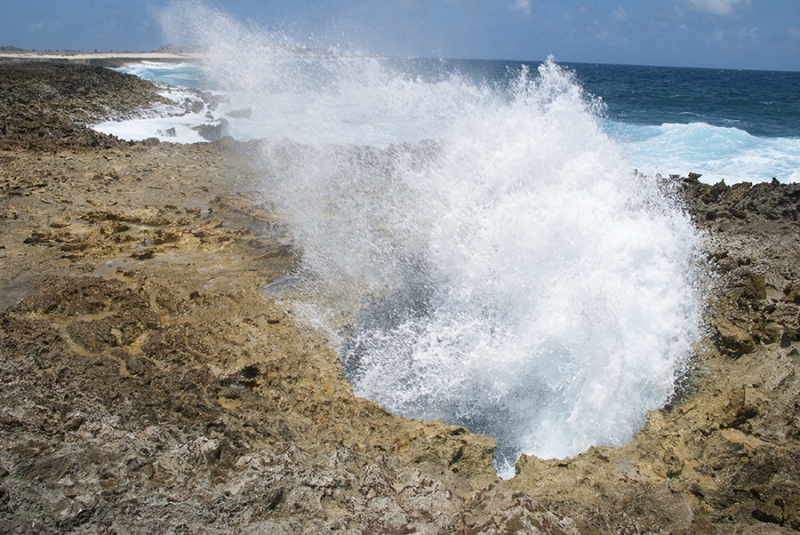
[0,62,171,151]
[1,62,799,534]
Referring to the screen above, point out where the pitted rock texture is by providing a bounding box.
[1,61,799,534]
[0,62,170,151]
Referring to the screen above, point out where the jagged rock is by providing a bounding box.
[715,317,756,357]
[194,118,230,141]
[0,62,170,151]
[741,272,767,301]
[199,90,228,111]
[2,62,800,535]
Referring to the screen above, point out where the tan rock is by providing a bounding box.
[2,61,800,535]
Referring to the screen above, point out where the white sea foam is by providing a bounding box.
[95,60,800,186]
[617,121,800,184]
[158,3,703,477]
[92,80,246,144]
[116,61,201,87]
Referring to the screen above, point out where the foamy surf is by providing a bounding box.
[96,58,800,186]
[616,121,800,185]
[150,2,704,478]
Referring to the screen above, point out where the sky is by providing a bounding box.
[1,0,799,71]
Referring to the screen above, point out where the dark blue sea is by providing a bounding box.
[105,58,800,185]
[389,58,800,183]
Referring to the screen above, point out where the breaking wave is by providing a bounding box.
[161,2,702,478]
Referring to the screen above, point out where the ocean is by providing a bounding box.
[93,45,795,477]
[97,58,800,185]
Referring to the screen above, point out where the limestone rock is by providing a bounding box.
[2,62,800,535]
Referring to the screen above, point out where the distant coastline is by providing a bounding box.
[0,50,196,68]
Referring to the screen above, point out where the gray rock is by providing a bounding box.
[193,118,230,141]
[226,107,252,119]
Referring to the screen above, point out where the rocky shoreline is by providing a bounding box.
[0,51,192,69]
[1,62,799,534]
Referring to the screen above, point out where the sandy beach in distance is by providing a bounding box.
[0,51,195,67]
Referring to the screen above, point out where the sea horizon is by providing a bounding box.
[4,46,800,74]
[89,54,800,185]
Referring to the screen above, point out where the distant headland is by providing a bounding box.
[0,45,197,67]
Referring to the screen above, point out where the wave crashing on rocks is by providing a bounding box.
[162,2,703,477]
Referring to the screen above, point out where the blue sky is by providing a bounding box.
[2,0,799,71]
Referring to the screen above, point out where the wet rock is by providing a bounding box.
[199,91,228,111]
[185,98,204,114]
[226,107,252,119]
[194,118,230,141]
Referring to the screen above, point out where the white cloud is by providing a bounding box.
[611,6,627,22]
[739,26,758,41]
[682,0,750,16]
[509,0,531,16]
[29,22,44,32]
